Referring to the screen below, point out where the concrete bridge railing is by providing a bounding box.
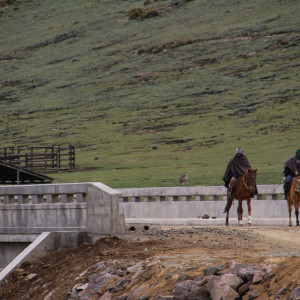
[116,185,292,226]
[117,185,284,202]
[0,182,125,235]
[0,182,125,272]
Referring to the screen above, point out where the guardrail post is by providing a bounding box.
[61,194,74,203]
[76,193,85,203]
[31,195,44,204]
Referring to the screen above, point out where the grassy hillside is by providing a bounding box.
[0,0,299,187]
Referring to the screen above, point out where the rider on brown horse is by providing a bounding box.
[223,148,257,197]
[283,149,300,200]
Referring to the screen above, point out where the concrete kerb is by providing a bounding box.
[125,218,293,227]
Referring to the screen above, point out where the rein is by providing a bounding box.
[242,171,255,191]
[242,175,251,190]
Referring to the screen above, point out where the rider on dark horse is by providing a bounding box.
[283,149,300,200]
[223,148,257,197]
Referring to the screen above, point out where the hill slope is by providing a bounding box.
[0,0,299,187]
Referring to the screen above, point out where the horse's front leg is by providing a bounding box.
[237,199,243,226]
[295,209,299,226]
[247,197,252,225]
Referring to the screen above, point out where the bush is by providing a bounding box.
[128,7,159,20]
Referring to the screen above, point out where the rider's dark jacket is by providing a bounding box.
[284,157,300,176]
[223,154,251,187]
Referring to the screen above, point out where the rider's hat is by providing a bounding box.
[236,148,243,154]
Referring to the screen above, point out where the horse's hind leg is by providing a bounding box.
[247,197,252,225]
[295,196,300,226]
[237,199,243,226]
[287,198,292,226]
[225,197,233,226]
[295,209,299,226]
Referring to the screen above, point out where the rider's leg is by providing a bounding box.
[283,175,294,200]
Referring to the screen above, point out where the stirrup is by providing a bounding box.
[282,194,287,200]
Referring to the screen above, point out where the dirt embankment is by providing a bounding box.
[0,226,299,300]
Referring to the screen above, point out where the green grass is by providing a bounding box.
[0,0,299,188]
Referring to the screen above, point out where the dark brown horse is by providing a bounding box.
[224,168,257,226]
[287,175,300,226]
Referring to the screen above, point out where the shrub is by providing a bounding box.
[128,7,159,20]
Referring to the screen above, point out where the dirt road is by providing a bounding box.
[0,225,299,299]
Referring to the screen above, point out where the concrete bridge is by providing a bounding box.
[0,182,293,282]
[117,184,290,227]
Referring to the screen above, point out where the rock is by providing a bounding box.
[12,268,24,278]
[276,286,288,297]
[116,296,128,300]
[139,293,151,300]
[132,269,144,281]
[290,287,300,299]
[252,270,264,284]
[176,273,193,283]
[204,266,222,276]
[113,278,131,292]
[238,281,252,296]
[80,273,115,300]
[25,273,38,281]
[248,289,259,299]
[44,290,55,300]
[262,262,278,274]
[228,262,259,282]
[207,273,243,300]
[173,280,200,300]
[127,285,147,300]
[127,262,144,274]
[185,286,211,300]
[100,291,113,299]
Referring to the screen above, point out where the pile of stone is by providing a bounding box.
[65,259,300,300]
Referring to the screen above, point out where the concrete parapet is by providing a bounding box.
[87,183,125,236]
[0,182,125,235]
[117,185,284,202]
[120,200,289,219]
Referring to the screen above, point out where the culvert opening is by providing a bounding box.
[144,225,149,231]
[129,226,136,232]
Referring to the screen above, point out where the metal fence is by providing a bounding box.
[0,145,75,171]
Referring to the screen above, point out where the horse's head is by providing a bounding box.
[246,168,257,192]
[294,175,300,194]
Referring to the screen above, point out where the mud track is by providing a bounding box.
[0,226,299,300]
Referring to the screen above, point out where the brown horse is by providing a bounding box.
[224,168,257,226]
[287,175,300,226]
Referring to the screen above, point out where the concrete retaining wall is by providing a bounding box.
[0,182,125,272]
